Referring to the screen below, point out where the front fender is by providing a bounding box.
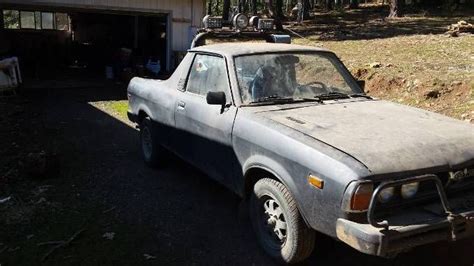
[135,104,154,121]
[242,155,313,228]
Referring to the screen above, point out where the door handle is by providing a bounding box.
[177,101,186,109]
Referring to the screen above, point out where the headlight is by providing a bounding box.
[233,13,248,29]
[378,187,395,203]
[401,182,419,199]
[258,19,275,30]
[249,16,259,28]
[203,15,222,29]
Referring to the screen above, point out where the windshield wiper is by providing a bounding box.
[250,95,295,104]
[349,93,373,99]
[314,91,351,100]
[300,97,324,103]
[314,92,373,101]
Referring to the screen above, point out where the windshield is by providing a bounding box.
[234,52,361,104]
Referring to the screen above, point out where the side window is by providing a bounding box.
[186,54,230,100]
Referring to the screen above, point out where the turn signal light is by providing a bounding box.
[308,174,324,189]
[350,183,373,211]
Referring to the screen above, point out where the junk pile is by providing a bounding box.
[446,20,474,37]
[0,57,22,91]
[106,47,163,83]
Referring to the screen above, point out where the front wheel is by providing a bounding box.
[250,178,315,264]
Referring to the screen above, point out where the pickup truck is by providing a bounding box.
[127,42,474,264]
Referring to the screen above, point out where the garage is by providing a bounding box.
[0,0,204,85]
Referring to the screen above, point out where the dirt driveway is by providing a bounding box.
[1,85,473,265]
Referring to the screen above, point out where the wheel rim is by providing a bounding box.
[257,195,288,250]
[141,126,153,160]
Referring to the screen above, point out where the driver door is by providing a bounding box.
[174,53,238,187]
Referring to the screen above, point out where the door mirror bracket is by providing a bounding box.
[357,80,366,92]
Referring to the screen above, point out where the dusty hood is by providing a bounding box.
[258,100,474,174]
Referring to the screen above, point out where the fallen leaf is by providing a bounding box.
[102,232,115,240]
[0,196,11,204]
[143,254,157,260]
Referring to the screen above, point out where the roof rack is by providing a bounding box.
[191,30,291,48]
[191,14,291,48]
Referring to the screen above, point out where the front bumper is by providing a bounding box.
[337,210,474,257]
[337,174,474,257]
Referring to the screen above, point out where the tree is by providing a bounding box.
[223,0,231,21]
[251,0,258,15]
[207,0,213,14]
[275,0,285,19]
[274,0,284,30]
[213,0,221,16]
[349,0,359,9]
[240,0,248,13]
[303,0,311,19]
[388,0,403,17]
[325,0,334,10]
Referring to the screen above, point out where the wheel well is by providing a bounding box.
[244,167,281,199]
[244,167,313,229]
[137,110,148,124]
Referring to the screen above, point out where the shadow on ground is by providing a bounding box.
[0,85,473,265]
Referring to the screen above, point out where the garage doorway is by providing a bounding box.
[0,8,169,84]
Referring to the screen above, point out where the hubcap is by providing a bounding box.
[141,126,152,160]
[261,197,287,246]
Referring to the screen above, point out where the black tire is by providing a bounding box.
[139,117,167,167]
[250,178,315,264]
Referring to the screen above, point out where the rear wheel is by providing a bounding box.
[250,178,315,264]
[139,117,167,167]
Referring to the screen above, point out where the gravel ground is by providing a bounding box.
[0,86,473,265]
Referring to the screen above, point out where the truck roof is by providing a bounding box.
[188,42,332,57]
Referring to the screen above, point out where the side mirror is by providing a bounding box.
[357,80,366,92]
[206,91,226,106]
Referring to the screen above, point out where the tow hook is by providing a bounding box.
[448,213,467,241]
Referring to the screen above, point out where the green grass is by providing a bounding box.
[109,101,129,119]
[89,100,129,122]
